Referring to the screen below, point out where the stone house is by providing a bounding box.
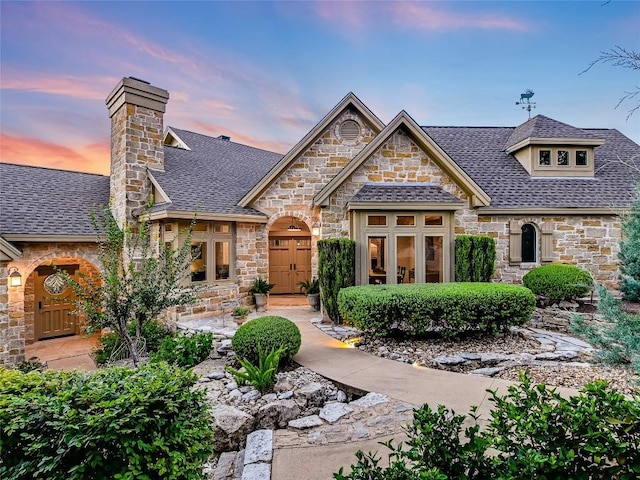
[1,76,639,366]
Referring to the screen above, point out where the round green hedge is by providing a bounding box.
[522,264,593,302]
[231,315,301,364]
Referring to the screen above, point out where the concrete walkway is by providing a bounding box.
[269,307,578,480]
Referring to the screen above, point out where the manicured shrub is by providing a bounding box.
[150,331,214,368]
[338,283,535,337]
[523,263,593,302]
[455,235,496,282]
[0,363,214,480]
[93,320,172,365]
[231,315,301,365]
[318,238,355,324]
[335,374,640,480]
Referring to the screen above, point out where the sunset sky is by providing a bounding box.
[1,1,639,176]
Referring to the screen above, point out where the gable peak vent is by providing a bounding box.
[339,120,361,141]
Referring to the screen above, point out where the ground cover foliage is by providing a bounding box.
[318,238,356,324]
[335,374,640,480]
[523,264,593,303]
[454,235,496,282]
[0,363,214,480]
[337,283,535,337]
[619,189,640,302]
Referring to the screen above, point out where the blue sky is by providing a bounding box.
[1,0,639,174]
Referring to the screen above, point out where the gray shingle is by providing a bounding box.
[150,128,282,216]
[423,126,640,209]
[504,115,599,150]
[0,163,110,236]
[350,184,464,204]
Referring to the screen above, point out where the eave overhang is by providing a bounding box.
[0,237,22,261]
[142,210,269,223]
[476,207,623,216]
[348,201,465,211]
[505,136,605,154]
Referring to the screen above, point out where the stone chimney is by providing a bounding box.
[106,77,169,227]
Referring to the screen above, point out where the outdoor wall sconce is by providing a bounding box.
[8,267,22,287]
[311,222,321,236]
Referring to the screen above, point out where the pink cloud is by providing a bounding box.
[1,70,118,100]
[192,121,289,154]
[392,2,528,32]
[0,134,110,175]
[310,1,527,33]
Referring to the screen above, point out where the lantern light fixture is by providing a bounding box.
[8,267,22,287]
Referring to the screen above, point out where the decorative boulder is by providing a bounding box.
[211,404,256,451]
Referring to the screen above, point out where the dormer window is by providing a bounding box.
[539,150,551,166]
[557,150,569,166]
[576,150,588,166]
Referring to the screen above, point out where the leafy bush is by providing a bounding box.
[335,373,640,480]
[318,238,355,324]
[572,286,640,374]
[231,316,301,365]
[226,346,285,393]
[93,320,172,365]
[337,283,535,337]
[0,363,214,480]
[455,235,496,282]
[522,264,593,302]
[150,331,214,368]
[12,358,46,373]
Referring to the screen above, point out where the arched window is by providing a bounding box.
[521,223,537,263]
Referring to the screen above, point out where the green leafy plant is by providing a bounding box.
[454,235,496,282]
[572,286,640,374]
[232,306,251,318]
[93,320,172,365]
[250,276,275,294]
[318,238,355,324]
[58,207,200,366]
[226,346,285,393]
[231,315,301,365]
[0,363,214,480]
[522,263,593,303]
[335,373,640,480]
[298,277,320,295]
[149,331,213,368]
[12,358,46,373]
[337,283,535,337]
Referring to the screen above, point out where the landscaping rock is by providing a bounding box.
[295,382,326,407]
[288,415,324,429]
[433,355,470,366]
[350,392,389,408]
[257,399,301,429]
[319,402,354,424]
[244,429,273,464]
[241,463,270,480]
[211,405,256,452]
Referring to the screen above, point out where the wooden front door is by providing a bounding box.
[35,265,79,340]
[269,237,312,294]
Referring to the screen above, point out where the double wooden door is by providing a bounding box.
[269,236,312,294]
[35,265,79,340]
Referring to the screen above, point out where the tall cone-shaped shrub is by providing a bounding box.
[455,235,496,282]
[620,189,640,301]
[318,238,355,324]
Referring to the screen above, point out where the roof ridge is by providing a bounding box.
[166,126,283,156]
[0,162,108,178]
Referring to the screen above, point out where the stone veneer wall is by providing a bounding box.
[109,103,165,227]
[252,109,377,277]
[467,214,621,289]
[1,243,100,366]
[0,262,22,367]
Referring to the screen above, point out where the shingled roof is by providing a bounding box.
[350,184,464,204]
[150,128,282,217]
[0,163,110,236]
[504,114,600,151]
[423,126,640,209]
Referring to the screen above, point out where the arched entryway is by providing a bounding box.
[268,216,312,294]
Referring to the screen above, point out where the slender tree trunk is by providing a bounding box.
[119,317,140,367]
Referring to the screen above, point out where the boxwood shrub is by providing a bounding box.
[0,363,214,480]
[231,315,301,365]
[523,264,593,302]
[337,283,535,337]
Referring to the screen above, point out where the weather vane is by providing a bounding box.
[515,89,536,119]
